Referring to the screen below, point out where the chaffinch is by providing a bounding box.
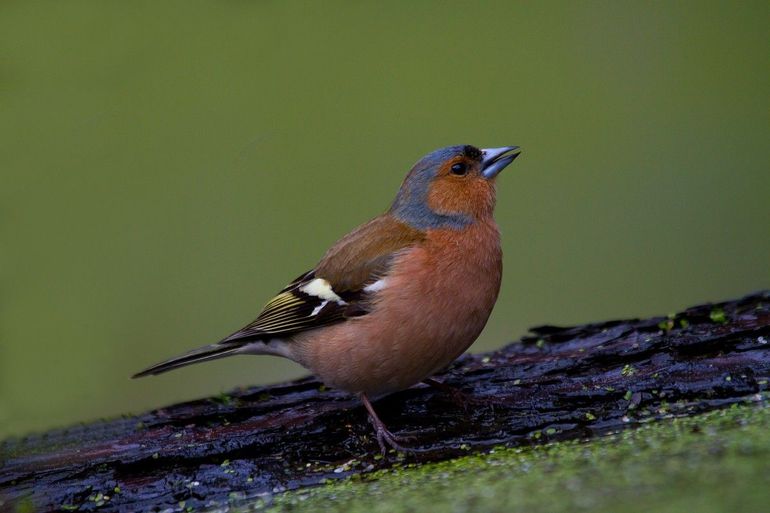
[134,144,521,453]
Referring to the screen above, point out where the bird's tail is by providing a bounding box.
[132,343,242,378]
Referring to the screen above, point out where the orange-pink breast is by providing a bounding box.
[290,219,502,396]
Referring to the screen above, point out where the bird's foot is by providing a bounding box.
[371,419,414,455]
[359,392,414,456]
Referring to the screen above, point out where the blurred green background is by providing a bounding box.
[1,1,768,439]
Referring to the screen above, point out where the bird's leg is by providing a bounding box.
[359,393,411,455]
[422,378,500,412]
[423,377,460,395]
[422,378,475,412]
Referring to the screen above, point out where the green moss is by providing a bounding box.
[621,364,637,377]
[211,392,240,407]
[709,308,727,324]
[266,403,770,513]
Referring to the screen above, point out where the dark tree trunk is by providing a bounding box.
[2,291,769,512]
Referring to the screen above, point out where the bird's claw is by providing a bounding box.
[373,423,413,455]
[359,392,417,455]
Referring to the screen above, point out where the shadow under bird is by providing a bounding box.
[134,144,521,453]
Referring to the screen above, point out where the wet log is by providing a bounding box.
[2,291,769,512]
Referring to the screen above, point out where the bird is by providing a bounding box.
[133,144,521,453]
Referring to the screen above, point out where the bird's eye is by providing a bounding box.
[450,162,468,176]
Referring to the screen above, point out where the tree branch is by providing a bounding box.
[2,291,769,512]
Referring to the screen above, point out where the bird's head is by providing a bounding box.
[390,145,521,230]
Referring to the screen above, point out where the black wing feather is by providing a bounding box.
[218,271,360,344]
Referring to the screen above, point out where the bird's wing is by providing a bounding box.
[219,215,425,343]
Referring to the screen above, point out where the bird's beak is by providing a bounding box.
[481,146,521,179]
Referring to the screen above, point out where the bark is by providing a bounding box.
[2,291,769,512]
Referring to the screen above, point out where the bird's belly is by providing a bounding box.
[291,310,486,396]
[290,225,502,396]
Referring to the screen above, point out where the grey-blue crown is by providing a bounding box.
[389,145,480,230]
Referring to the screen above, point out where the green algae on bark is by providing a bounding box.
[269,402,770,513]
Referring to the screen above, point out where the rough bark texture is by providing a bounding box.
[2,291,769,512]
